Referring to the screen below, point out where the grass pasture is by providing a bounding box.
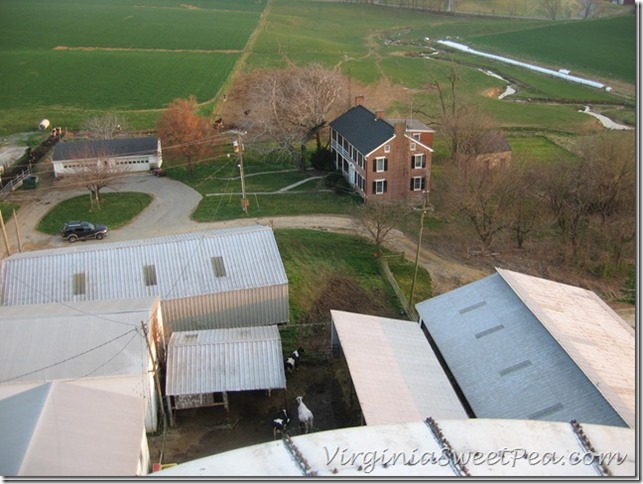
[468,15,636,84]
[0,0,264,134]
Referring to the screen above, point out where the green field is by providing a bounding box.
[0,0,264,133]
[0,0,635,138]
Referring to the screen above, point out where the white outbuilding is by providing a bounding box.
[0,225,290,333]
[51,137,162,178]
[0,297,164,432]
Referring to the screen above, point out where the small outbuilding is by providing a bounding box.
[165,325,286,424]
[51,137,162,178]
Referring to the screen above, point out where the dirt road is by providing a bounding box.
[3,172,489,296]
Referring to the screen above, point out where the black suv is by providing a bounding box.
[61,221,108,243]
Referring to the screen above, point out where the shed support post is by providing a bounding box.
[166,396,175,427]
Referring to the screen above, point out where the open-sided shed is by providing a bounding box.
[165,325,286,424]
[330,310,467,426]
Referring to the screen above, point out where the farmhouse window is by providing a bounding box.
[373,179,387,194]
[413,133,421,141]
[212,256,227,277]
[384,144,390,153]
[374,157,388,172]
[412,154,426,169]
[411,176,425,191]
[73,273,86,296]
[143,265,157,286]
[410,142,416,151]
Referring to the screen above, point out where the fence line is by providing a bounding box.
[380,255,418,321]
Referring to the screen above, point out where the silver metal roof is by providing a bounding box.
[165,325,286,395]
[0,298,158,384]
[0,225,288,307]
[154,418,635,477]
[0,381,146,476]
[415,271,628,428]
[331,310,467,425]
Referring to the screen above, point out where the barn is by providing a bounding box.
[0,297,164,432]
[0,225,290,333]
[415,268,634,428]
[51,137,162,178]
[164,325,287,424]
[0,381,150,476]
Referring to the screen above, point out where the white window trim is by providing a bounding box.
[412,176,424,191]
[375,179,386,195]
[375,157,387,173]
[384,144,390,153]
[413,154,425,169]
[410,142,416,151]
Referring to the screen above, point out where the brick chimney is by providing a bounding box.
[354,95,365,106]
[394,121,407,135]
[375,109,385,120]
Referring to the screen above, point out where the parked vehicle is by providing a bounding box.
[150,167,166,177]
[61,221,108,243]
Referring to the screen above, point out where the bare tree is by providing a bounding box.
[82,113,128,140]
[61,147,131,209]
[577,0,599,18]
[457,164,516,253]
[353,202,412,252]
[542,0,562,19]
[241,64,347,170]
[505,164,543,249]
[156,96,216,173]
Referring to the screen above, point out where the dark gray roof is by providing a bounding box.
[329,105,395,155]
[415,273,627,427]
[52,137,158,161]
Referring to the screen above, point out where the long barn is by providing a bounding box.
[0,225,289,332]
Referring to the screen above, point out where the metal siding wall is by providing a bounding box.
[163,284,288,332]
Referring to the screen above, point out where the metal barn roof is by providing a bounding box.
[331,310,467,425]
[0,297,158,384]
[52,137,159,161]
[415,270,632,428]
[496,268,635,428]
[0,381,145,476]
[0,225,288,307]
[165,325,286,395]
[153,418,635,477]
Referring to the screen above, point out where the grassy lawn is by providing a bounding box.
[275,229,425,324]
[192,191,362,222]
[508,135,579,163]
[36,192,152,235]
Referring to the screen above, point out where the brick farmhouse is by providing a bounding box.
[329,97,434,203]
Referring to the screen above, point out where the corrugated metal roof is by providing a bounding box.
[154,419,635,477]
[496,268,635,428]
[165,325,286,395]
[0,298,158,384]
[331,310,467,425]
[0,381,145,476]
[0,225,288,307]
[52,137,159,161]
[415,272,628,428]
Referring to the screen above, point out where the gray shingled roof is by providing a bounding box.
[415,273,628,428]
[329,105,395,155]
[52,137,158,161]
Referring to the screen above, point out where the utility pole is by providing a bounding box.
[233,132,249,215]
[409,197,429,309]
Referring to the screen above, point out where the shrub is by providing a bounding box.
[310,146,334,171]
[324,171,353,195]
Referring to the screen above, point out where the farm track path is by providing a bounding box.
[3,172,489,297]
